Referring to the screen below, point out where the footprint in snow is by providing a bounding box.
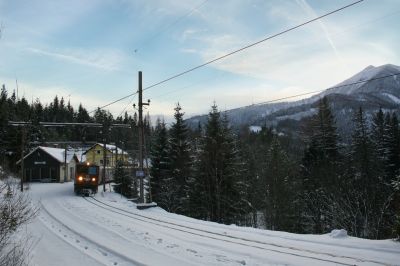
[84,246,88,250]
[76,240,80,243]
[186,249,197,254]
[157,239,163,244]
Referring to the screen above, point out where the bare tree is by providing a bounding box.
[0,174,38,266]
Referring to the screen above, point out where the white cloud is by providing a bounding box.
[26,47,126,71]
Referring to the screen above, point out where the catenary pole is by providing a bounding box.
[138,71,144,203]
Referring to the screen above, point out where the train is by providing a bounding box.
[74,162,99,196]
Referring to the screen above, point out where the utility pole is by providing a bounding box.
[103,127,107,192]
[137,71,150,203]
[63,144,67,183]
[20,126,26,192]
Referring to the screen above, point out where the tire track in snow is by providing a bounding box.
[86,197,385,266]
[39,201,146,266]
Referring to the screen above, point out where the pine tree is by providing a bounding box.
[263,136,294,231]
[300,97,341,233]
[166,103,192,214]
[113,160,133,197]
[191,104,248,224]
[349,107,373,186]
[385,113,400,180]
[150,118,170,205]
[371,108,387,177]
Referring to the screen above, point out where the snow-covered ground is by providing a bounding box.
[23,182,399,266]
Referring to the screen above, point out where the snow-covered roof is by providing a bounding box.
[84,143,128,155]
[37,146,76,163]
[17,146,78,164]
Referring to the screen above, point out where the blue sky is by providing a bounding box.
[0,0,399,120]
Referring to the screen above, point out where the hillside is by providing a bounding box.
[186,64,400,140]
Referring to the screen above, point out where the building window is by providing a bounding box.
[100,160,103,164]
[97,150,101,154]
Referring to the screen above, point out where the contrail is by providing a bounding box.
[295,0,347,68]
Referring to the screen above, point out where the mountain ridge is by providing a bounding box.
[186,64,400,139]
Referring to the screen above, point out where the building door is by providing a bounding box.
[50,168,57,182]
[70,167,74,181]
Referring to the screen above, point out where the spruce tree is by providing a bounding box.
[150,118,169,205]
[371,108,387,177]
[349,107,373,186]
[167,103,191,214]
[385,113,400,180]
[191,104,248,224]
[263,136,293,231]
[300,97,341,233]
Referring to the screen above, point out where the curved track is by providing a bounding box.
[39,201,146,266]
[84,196,390,266]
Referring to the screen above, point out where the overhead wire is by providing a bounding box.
[91,0,363,113]
[142,0,363,92]
[134,0,209,53]
[89,92,138,114]
[150,7,400,104]
[117,95,137,118]
[239,72,400,109]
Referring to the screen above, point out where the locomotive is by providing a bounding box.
[74,162,99,195]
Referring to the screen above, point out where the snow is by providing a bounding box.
[276,108,317,121]
[40,146,76,162]
[94,143,128,155]
[19,146,77,164]
[249,126,262,133]
[23,183,400,266]
[383,93,400,104]
[329,229,348,239]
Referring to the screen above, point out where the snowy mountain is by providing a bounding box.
[186,64,400,139]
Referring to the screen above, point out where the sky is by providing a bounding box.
[0,0,399,121]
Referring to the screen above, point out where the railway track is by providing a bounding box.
[39,201,146,266]
[84,196,391,266]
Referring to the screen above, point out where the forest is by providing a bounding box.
[0,84,399,240]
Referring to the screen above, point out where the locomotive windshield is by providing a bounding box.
[88,166,97,175]
[76,165,98,175]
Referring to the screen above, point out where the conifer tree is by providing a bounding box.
[384,113,400,180]
[164,104,192,213]
[301,97,341,233]
[191,104,248,224]
[371,108,387,176]
[349,107,373,185]
[113,160,133,197]
[150,118,169,204]
[263,136,294,230]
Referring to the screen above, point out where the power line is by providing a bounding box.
[134,0,209,53]
[92,0,363,112]
[89,92,138,114]
[142,0,363,92]
[239,72,400,109]
[117,95,137,118]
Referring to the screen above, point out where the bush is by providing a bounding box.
[0,176,38,266]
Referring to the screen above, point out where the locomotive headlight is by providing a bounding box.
[78,176,83,181]
[91,177,96,182]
